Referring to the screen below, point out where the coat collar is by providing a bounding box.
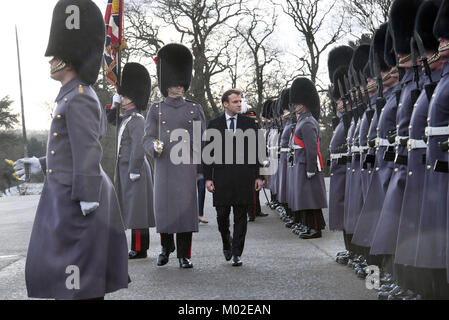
[55,77,84,102]
[442,61,449,78]
[164,96,185,107]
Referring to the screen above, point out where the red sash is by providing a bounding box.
[293,135,324,170]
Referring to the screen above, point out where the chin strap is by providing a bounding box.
[51,60,67,74]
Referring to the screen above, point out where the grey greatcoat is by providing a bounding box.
[415,61,449,272]
[143,96,206,234]
[290,111,327,211]
[329,116,347,231]
[106,108,155,230]
[395,69,442,267]
[25,77,129,300]
[351,85,398,248]
[277,120,295,204]
[371,69,418,255]
[267,127,280,195]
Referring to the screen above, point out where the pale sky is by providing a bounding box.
[0,0,351,132]
[0,0,108,131]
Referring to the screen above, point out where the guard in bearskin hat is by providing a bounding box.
[106,62,155,260]
[143,43,206,269]
[414,0,449,299]
[14,0,129,299]
[386,0,447,300]
[370,1,424,286]
[351,22,401,273]
[288,78,327,239]
[327,46,354,263]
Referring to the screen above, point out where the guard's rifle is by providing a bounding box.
[415,30,437,101]
[410,37,422,106]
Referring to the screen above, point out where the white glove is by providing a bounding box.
[80,201,99,216]
[262,160,270,168]
[130,173,141,182]
[14,157,42,180]
[112,93,121,108]
[306,172,316,179]
[153,139,164,155]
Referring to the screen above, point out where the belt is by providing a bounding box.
[331,153,348,160]
[360,146,369,153]
[395,154,408,165]
[351,146,361,153]
[268,146,279,150]
[292,145,303,150]
[395,136,409,147]
[376,138,395,147]
[280,148,290,153]
[425,126,449,137]
[408,139,427,151]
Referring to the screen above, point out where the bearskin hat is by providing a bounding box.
[290,78,320,120]
[119,63,151,111]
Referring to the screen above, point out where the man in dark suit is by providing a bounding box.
[204,89,264,266]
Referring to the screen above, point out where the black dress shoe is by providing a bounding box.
[248,217,255,222]
[128,250,147,260]
[223,249,232,261]
[179,258,193,269]
[256,212,269,217]
[232,256,243,267]
[157,247,175,266]
[285,221,295,228]
[299,229,322,239]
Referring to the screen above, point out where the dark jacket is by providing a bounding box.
[203,113,261,207]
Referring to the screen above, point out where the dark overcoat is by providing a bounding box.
[277,120,295,204]
[203,113,261,207]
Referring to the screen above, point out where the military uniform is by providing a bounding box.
[23,0,129,300]
[289,78,327,239]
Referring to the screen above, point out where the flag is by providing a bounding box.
[104,0,126,87]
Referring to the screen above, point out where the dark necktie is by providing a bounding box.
[229,117,235,131]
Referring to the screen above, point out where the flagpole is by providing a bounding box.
[115,0,123,167]
[15,26,28,159]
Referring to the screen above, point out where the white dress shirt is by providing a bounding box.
[225,112,238,132]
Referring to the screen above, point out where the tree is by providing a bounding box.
[149,0,246,119]
[282,0,346,89]
[342,0,392,35]
[235,9,281,117]
[0,96,19,130]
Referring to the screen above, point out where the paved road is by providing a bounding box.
[0,186,377,300]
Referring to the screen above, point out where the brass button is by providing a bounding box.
[376,167,380,171]
[64,98,68,102]
[185,130,188,133]
[170,139,174,143]
[409,171,413,176]
[159,112,162,116]
[162,121,167,124]
[184,140,188,143]
[369,171,372,174]
[352,169,355,173]
[394,168,399,172]
[330,173,334,177]
[51,151,55,156]
[156,105,159,108]
[190,111,194,114]
[427,165,431,170]
[118,154,121,158]
[188,120,192,124]
[53,132,58,137]
[361,169,365,172]
[193,104,196,106]
[56,114,62,119]
[48,169,53,174]
[166,130,171,134]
